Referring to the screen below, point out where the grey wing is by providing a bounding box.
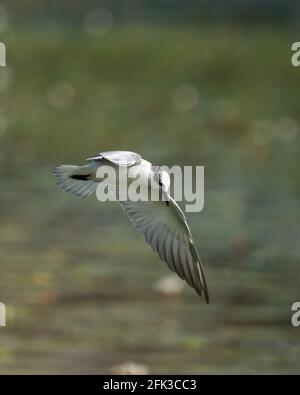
[100,151,142,167]
[119,197,209,303]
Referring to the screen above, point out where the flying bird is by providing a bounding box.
[52,151,209,303]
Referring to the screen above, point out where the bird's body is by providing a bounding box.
[53,151,209,303]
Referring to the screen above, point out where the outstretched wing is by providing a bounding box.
[87,151,141,167]
[119,196,209,303]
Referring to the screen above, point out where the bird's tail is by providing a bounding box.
[52,165,97,197]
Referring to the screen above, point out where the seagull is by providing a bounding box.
[52,151,209,303]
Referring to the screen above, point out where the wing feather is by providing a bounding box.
[119,198,209,303]
[100,151,141,167]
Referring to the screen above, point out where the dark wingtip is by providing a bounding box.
[201,273,209,304]
[204,290,210,304]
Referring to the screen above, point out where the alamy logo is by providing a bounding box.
[0,302,6,326]
[95,165,205,213]
[0,41,5,66]
[291,42,300,67]
[291,302,300,327]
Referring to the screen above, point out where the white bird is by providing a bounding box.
[52,151,209,303]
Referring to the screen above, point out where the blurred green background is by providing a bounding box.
[0,0,299,374]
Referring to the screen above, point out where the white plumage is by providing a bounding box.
[53,150,209,303]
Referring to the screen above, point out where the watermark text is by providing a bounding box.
[0,302,6,326]
[291,302,300,327]
[0,41,6,66]
[95,165,205,213]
